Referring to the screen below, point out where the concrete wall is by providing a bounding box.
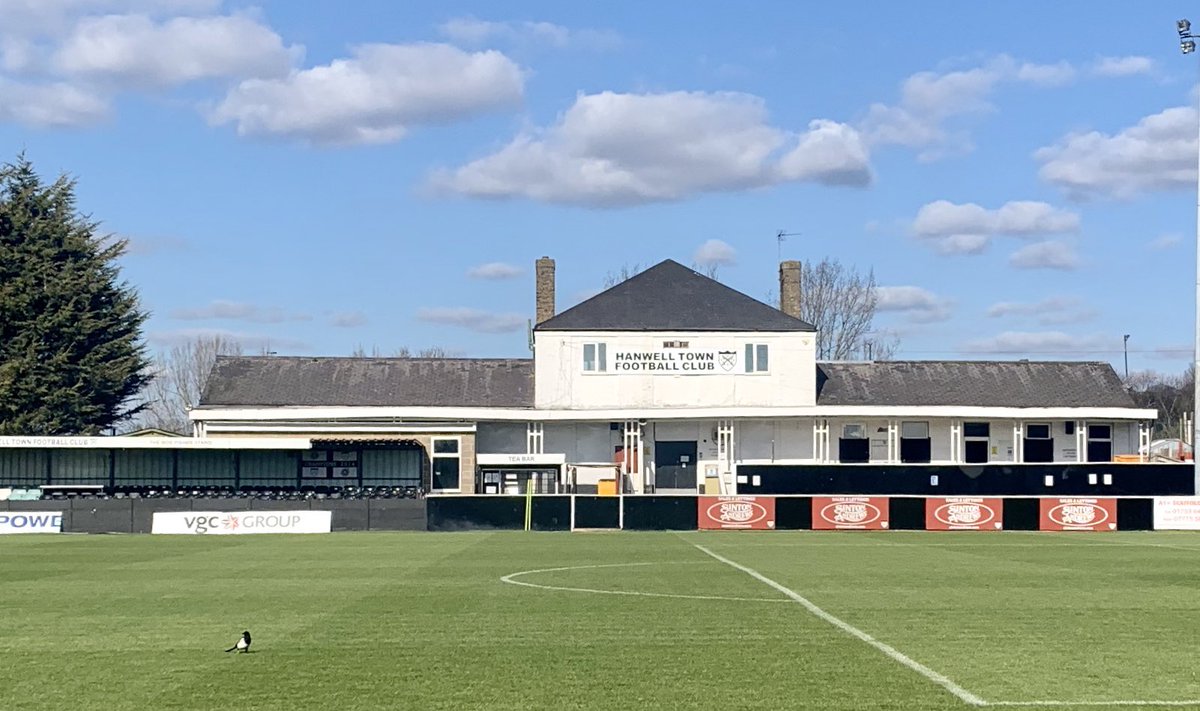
[533,331,817,410]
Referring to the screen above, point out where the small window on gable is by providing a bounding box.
[583,342,607,372]
[1064,421,1075,435]
[744,343,769,373]
[663,340,689,349]
[901,421,929,439]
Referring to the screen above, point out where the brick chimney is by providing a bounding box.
[779,260,802,319]
[535,256,556,324]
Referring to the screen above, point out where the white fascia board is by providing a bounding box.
[201,423,477,434]
[0,436,313,449]
[191,404,1158,422]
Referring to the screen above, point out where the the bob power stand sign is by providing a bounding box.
[698,496,775,529]
[812,497,889,530]
[926,498,1002,530]
[1039,498,1117,531]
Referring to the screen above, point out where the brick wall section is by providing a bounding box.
[779,260,802,319]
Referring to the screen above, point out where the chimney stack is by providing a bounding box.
[779,260,802,319]
[535,256,556,324]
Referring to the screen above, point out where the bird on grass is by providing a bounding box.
[225,631,251,653]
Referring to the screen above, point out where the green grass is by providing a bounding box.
[4,531,1200,710]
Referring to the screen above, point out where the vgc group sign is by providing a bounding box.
[152,511,331,535]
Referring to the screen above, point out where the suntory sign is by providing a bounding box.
[609,349,739,374]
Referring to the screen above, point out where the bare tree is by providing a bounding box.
[768,258,895,360]
[692,262,720,280]
[351,345,448,358]
[134,335,243,434]
[603,263,643,288]
[1126,366,1195,439]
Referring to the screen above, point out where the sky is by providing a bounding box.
[3,1,1199,375]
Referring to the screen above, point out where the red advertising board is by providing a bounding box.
[926,498,1003,531]
[698,496,776,530]
[812,496,889,530]
[1039,498,1118,531]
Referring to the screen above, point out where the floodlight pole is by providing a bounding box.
[1180,19,1200,488]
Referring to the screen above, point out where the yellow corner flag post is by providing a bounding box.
[525,478,534,531]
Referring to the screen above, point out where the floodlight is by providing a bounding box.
[1180,19,1192,34]
[1184,40,1196,54]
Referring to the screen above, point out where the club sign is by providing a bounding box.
[610,350,739,374]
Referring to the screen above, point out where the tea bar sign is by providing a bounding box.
[611,350,738,374]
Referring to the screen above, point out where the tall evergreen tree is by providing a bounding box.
[0,155,151,435]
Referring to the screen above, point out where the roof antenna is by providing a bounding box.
[776,230,801,261]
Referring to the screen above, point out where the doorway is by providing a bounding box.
[654,441,698,490]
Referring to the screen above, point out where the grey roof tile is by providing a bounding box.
[536,259,816,332]
[199,356,534,408]
[815,360,1136,408]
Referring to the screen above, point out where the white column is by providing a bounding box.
[1013,421,1024,463]
[813,419,829,463]
[622,420,643,494]
[1075,421,1086,463]
[717,419,736,494]
[526,422,544,455]
[887,420,899,463]
[949,420,962,464]
[1139,422,1152,462]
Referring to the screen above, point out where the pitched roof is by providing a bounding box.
[815,360,1137,408]
[199,356,535,408]
[536,259,816,332]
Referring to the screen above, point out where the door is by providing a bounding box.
[654,441,698,490]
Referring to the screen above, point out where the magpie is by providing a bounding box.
[225,631,251,653]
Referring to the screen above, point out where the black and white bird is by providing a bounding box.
[224,631,251,653]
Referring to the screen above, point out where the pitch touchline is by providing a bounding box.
[990,702,1200,707]
[500,562,791,604]
[689,542,989,707]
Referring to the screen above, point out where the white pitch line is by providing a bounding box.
[500,562,790,604]
[989,701,1200,707]
[690,542,988,707]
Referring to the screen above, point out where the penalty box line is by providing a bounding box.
[691,542,1200,709]
[690,542,988,707]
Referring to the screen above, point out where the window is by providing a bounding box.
[1024,423,1053,463]
[430,437,461,491]
[963,422,989,464]
[1064,421,1075,435]
[744,343,769,373]
[663,340,689,348]
[842,423,866,439]
[1087,423,1112,463]
[582,342,607,372]
[900,421,931,463]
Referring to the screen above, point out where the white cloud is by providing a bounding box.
[329,311,367,328]
[875,285,952,323]
[693,239,737,267]
[861,55,1076,160]
[431,90,871,207]
[170,300,312,323]
[1008,240,1080,271]
[416,307,525,333]
[0,1,219,36]
[0,77,107,126]
[1150,233,1182,251]
[211,43,524,146]
[437,16,619,50]
[1035,106,1197,200]
[117,233,189,256]
[467,262,523,280]
[986,296,1096,326]
[961,330,1110,355]
[52,13,298,88]
[1092,55,1154,77]
[910,199,1079,254]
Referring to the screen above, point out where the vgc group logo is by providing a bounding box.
[152,510,332,535]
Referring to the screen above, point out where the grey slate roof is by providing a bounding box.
[199,356,535,408]
[815,360,1136,408]
[536,259,816,332]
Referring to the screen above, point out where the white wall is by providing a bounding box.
[543,422,614,462]
[736,419,814,461]
[533,330,817,410]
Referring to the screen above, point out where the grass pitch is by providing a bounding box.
[4,531,1200,710]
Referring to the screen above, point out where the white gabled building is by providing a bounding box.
[190,258,1176,497]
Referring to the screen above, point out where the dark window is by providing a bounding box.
[1024,439,1054,462]
[433,439,459,455]
[1064,421,1075,435]
[964,440,989,463]
[900,438,931,463]
[431,458,460,490]
[1026,424,1051,439]
[1087,441,1113,462]
[964,422,989,438]
[838,439,869,463]
[1088,424,1111,440]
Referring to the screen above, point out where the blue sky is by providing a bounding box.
[3,1,1198,374]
